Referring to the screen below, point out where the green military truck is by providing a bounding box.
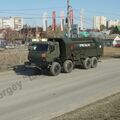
[26,38,103,76]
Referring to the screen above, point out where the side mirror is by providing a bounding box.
[49,45,55,53]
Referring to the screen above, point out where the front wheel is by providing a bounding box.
[63,60,73,73]
[50,62,61,76]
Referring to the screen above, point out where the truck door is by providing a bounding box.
[47,43,60,62]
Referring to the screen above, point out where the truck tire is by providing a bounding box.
[83,58,91,69]
[63,60,73,73]
[91,57,98,68]
[50,62,61,76]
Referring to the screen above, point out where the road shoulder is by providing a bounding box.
[52,92,120,120]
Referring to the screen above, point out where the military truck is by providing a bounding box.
[26,38,103,76]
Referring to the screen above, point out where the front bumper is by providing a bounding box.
[24,61,48,69]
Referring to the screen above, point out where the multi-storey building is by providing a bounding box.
[13,17,23,31]
[93,16,107,30]
[107,20,120,28]
[1,17,11,29]
[0,19,3,28]
[0,16,23,31]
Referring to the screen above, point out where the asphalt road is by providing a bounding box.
[0,58,120,120]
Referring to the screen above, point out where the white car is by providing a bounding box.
[5,44,15,49]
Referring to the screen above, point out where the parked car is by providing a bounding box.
[5,44,16,49]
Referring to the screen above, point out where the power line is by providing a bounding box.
[74,8,120,17]
[0,6,66,12]
[23,16,62,19]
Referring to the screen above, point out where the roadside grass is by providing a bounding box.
[52,92,120,120]
[0,50,28,71]
[103,47,120,58]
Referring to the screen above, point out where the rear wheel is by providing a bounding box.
[91,57,98,68]
[50,62,61,76]
[63,60,73,73]
[83,58,91,69]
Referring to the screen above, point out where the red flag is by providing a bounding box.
[70,9,74,25]
[52,11,56,31]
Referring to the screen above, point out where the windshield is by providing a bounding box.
[29,43,48,51]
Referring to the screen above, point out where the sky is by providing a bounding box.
[0,0,120,28]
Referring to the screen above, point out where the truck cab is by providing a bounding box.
[28,41,60,66]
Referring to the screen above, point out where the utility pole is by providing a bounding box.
[80,9,84,30]
[67,0,71,37]
[36,26,38,39]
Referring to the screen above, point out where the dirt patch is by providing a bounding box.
[52,92,120,120]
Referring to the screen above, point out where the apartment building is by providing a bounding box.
[93,16,107,30]
[107,20,120,28]
[0,16,23,31]
[0,19,3,28]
